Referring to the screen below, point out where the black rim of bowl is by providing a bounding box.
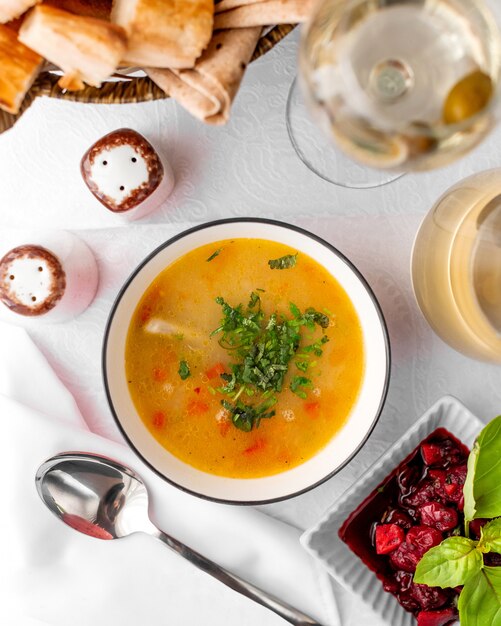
[102,217,391,505]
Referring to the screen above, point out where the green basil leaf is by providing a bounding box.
[466,416,501,521]
[480,518,501,554]
[459,567,501,626]
[414,536,482,588]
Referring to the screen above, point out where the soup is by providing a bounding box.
[125,238,364,478]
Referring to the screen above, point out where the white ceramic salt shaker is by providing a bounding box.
[0,231,98,324]
[80,128,175,221]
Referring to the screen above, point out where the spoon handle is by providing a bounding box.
[152,529,325,626]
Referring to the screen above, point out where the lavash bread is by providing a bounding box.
[0,0,40,23]
[42,0,112,19]
[214,0,314,29]
[111,0,214,69]
[0,25,43,113]
[18,5,127,90]
[147,25,261,124]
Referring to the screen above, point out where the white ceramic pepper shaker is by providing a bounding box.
[80,128,175,221]
[0,231,98,324]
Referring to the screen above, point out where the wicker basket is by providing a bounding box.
[0,24,294,135]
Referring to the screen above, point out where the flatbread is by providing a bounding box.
[214,0,314,29]
[147,26,261,124]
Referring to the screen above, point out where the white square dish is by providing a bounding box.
[300,395,485,626]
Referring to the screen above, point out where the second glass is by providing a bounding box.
[412,168,501,363]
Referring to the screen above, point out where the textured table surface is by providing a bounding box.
[2,26,501,626]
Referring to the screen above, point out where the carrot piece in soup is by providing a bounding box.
[139,288,161,323]
[152,367,167,382]
[152,411,165,428]
[187,400,209,415]
[243,438,266,455]
[205,362,226,380]
[140,305,153,323]
[305,401,320,416]
[219,421,231,437]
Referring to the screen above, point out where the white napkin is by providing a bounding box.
[0,321,340,626]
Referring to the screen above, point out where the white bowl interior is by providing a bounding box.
[104,221,389,502]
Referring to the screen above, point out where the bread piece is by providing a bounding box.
[4,16,25,32]
[111,0,214,69]
[0,25,43,114]
[42,0,112,20]
[0,0,40,24]
[19,5,127,90]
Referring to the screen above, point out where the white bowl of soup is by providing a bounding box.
[103,219,390,503]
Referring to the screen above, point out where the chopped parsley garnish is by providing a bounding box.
[290,375,312,399]
[248,291,261,309]
[305,309,329,329]
[206,248,222,262]
[211,293,330,431]
[301,334,329,357]
[178,360,190,380]
[222,397,277,432]
[295,360,309,372]
[268,253,298,270]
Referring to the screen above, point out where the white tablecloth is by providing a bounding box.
[2,24,501,626]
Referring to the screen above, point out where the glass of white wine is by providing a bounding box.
[287,0,501,188]
[412,168,501,363]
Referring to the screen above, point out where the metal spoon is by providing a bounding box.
[36,452,324,626]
